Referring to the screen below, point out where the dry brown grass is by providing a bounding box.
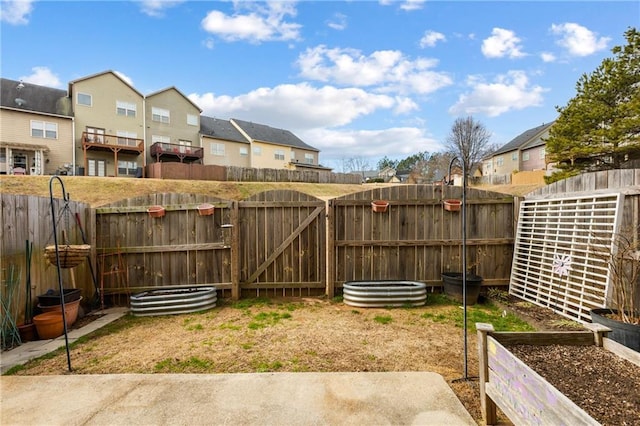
[1,175,542,206]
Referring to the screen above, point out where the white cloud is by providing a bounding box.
[1,0,34,25]
[449,70,547,117]
[327,13,347,31]
[189,83,398,130]
[113,71,135,87]
[550,23,610,57]
[138,1,185,17]
[540,52,556,63]
[297,46,452,95]
[400,0,426,11]
[420,31,446,48]
[19,67,63,88]
[201,1,301,43]
[301,126,442,167]
[481,28,526,59]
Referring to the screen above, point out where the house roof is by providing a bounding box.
[1,78,72,117]
[493,121,555,155]
[68,70,144,98]
[231,118,319,152]
[200,116,248,144]
[146,86,202,112]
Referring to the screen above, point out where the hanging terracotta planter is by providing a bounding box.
[147,205,165,218]
[443,199,462,212]
[371,200,389,213]
[197,203,215,216]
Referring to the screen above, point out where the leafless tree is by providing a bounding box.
[445,116,492,177]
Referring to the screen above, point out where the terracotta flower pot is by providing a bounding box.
[147,206,165,218]
[33,312,64,340]
[443,199,462,212]
[371,200,389,213]
[197,203,215,216]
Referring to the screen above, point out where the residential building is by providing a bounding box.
[484,122,554,176]
[68,71,145,177]
[146,87,203,166]
[1,71,326,177]
[230,118,323,170]
[0,78,73,175]
[200,117,250,167]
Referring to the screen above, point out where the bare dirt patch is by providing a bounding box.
[7,295,586,424]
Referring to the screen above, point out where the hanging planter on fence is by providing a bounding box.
[147,205,165,218]
[44,244,91,268]
[371,200,389,213]
[197,203,215,216]
[443,199,462,212]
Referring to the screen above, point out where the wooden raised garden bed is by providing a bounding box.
[477,323,640,425]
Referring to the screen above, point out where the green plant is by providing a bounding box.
[154,356,213,373]
[374,315,393,324]
[486,288,510,303]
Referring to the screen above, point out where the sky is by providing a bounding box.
[1,1,638,171]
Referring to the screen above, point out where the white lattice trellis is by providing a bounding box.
[510,193,624,323]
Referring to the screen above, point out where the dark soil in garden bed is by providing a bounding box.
[509,344,640,426]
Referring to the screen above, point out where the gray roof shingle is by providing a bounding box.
[200,116,248,144]
[231,118,318,151]
[1,78,72,117]
[493,121,554,155]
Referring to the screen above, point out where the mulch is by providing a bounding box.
[509,344,640,426]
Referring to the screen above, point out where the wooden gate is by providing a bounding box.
[238,190,326,297]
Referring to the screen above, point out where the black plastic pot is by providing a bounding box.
[37,288,81,307]
[590,308,640,352]
[441,272,483,305]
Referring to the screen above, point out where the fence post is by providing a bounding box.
[326,199,335,298]
[476,322,497,425]
[230,201,240,300]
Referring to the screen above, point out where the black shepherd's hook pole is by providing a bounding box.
[49,176,72,372]
[448,156,469,380]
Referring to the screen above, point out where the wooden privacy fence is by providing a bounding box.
[0,193,94,325]
[327,185,516,297]
[3,185,517,319]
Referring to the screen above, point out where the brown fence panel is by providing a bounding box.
[238,190,326,298]
[0,192,94,324]
[95,194,234,301]
[328,185,515,294]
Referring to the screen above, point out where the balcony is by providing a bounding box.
[150,142,203,163]
[82,132,144,155]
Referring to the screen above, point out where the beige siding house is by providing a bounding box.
[485,122,554,176]
[69,71,144,177]
[0,78,74,175]
[230,118,323,170]
[146,87,203,166]
[200,117,250,167]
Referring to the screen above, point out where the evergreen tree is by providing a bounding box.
[546,27,640,182]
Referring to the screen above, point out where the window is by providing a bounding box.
[253,146,262,156]
[274,149,285,160]
[116,131,138,147]
[31,120,58,139]
[179,140,192,154]
[152,107,170,124]
[539,148,546,159]
[152,135,170,144]
[239,147,248,156]
[116,101,136,117]
[290,151,295,160]
[77,93,92,106]
[512,152,518,161]
[118,161,138,176]
[522,152,530,161]
[86,127,105,143]
[496,156,504,167]
[187,114,198,126]
[88,159,106,177]
[304,153,314,165]
[210,143,225,156]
